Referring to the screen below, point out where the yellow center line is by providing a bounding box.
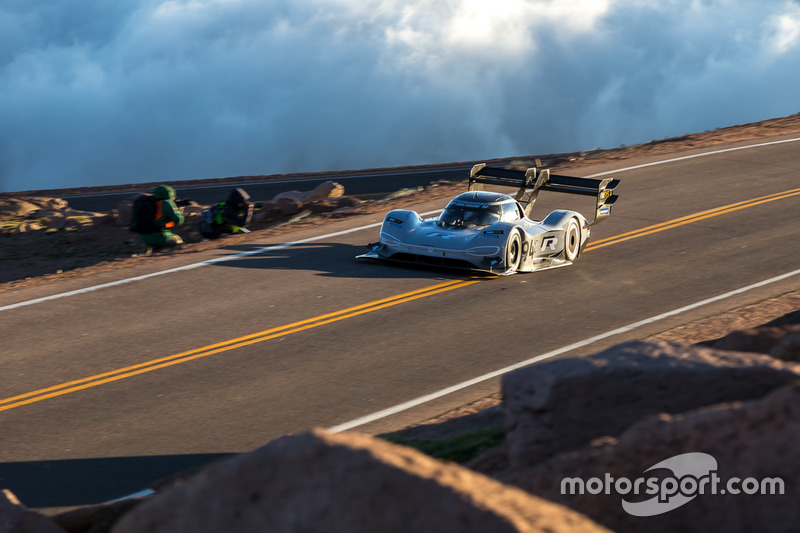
[0,279,478,412]
[2,186,799,412]
[586,187,800,251]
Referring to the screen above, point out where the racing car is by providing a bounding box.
[357,163,619,274]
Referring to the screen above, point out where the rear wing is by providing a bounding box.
[468,163,620,225]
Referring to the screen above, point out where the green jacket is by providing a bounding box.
[140,185,185,246]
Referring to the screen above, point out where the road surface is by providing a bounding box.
[1,134,799,509]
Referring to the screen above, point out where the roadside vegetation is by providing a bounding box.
[382,426,505,464]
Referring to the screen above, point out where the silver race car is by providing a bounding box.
[357,163,619,274]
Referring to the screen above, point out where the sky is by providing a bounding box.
[1,0,799,193]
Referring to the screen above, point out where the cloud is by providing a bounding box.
[1,0,799,192]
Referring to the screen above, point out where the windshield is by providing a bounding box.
[438,203,502,228]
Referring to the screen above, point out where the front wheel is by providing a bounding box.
[505,230,522,272]
[564,218,581,262]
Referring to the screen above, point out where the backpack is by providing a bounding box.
[199,202,225,236]
[129,194,161,234]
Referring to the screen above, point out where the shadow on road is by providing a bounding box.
[204,241,485,280]
[0,453,233,509]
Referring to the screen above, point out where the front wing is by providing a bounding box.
[357,228,576,274]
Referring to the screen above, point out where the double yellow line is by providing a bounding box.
[3,186,799,413]
[586,187,800,251]
[0,279,479,413]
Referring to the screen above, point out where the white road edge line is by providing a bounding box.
[115,268,800,502]
[0,210,438,312]
[5,135,800,313]
[328,267,800,433]
[583,137,800,178]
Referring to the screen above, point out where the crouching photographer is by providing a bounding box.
[200,187,257,240]
[129,184,186,254]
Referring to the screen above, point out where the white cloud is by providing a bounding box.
[765,2,800,54]
[0,0,798,191]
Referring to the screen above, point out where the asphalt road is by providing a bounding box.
[1,135,799,510]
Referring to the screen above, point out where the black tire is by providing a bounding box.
[505,230,522,272]
[564,218,581,262]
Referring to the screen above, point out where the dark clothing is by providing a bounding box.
[201,188,254,239]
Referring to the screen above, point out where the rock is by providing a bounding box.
[701,324,800,361]
[91,213,117,226]
[251,205,279,223]
[273,196,303,216]
[112,428,610,533]
[0,199,41,217]
[307,198,344,214]
[180,205,204,217]
[501,340,800,467]
[772,332,800,361]
[501,383,800,533]
[272,180,344,204]
[0,489,67,533]
[63,208,99,218]
[333,196,363,208]
[466,441,511,476]
[47,213,68,230]
[36,197,69,211]
[29,209,63,218]
[64,217,85,229]
[0,197,69,216]
[307,196,364,214]
[52,498,142,533]
[13,221,46,234]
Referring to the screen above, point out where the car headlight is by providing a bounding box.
[466,246,500,256]
[380,232,402,244]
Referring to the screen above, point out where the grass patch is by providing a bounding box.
[383,426,505,464]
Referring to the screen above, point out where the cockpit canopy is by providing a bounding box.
[437,191,520,228]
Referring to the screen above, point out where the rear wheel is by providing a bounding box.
[505,230,522,272]
[564,218,581,262]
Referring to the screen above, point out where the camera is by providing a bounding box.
[175,198,193,207]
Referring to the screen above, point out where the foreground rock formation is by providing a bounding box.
[501,383,800,533]
[1,313,798,533]
[111,429,610,533]
[500,340,800,468]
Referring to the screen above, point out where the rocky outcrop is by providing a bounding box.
[51,499,141,533]
[111,428,610,533]
[272,180,345,204]
[500,340,800,468]
[0,489,67,533]
[701,323,800,362]
[3,181,362,243]
[0,197,68,217]
[500,383,800,533]
[0,197,101,235]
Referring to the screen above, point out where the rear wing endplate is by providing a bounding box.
[468,163,620,225]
